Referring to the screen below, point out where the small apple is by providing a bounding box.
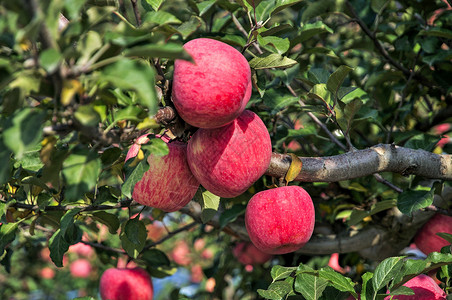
[201,248,214,260]
[328,253,350,274]
[205,277,216,292]
[172,38,252,129]
[384,274,446,300]
[39,266,55,279]
[187,110,272,198]
[100,267,153,300]
[171,240,192,266]
[146,221,166,241]
[232,242,273,266]
[132,135,200,212]
[68,242,94,257]
[245,186,315,254]
[414,213,452,255]
[70,259,92,278]
[190,264,204,283]
[194,238,206,252]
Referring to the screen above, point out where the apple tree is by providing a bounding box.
[1,0,452,299]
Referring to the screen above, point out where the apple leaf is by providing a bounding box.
[327,65,353,100]
[120,218,147,258]
[219,204,246,229]
[297,21,333,43]
[361,272,375,300]
[271,265,298,281]
[200,190,220,224]
[318,267,356,294]
[0,222,19,254]
[249,53,297,70]
[141,138,169,157]
[397,189,434,216]
[437,232,452,244]
[141,248,171,267]
[372,256,404,292]
[59,208,82,238]
[285,153,302,183]
[257,280,293,300]
[49,229,70,267]
[124,43,192,61]
[294,272,329,300]
[144,0,164,11]
[121,151,150,198]
[91,211,120,234]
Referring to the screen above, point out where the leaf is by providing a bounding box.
[141,138,169,157]
[419,28,452,39]
[271,265,298,281]
[59,208,82,238]
[74,104,101,127]
[371,0,389,13]
[124,43,192,61]
[120,218,147,258]
[3,108,46,159]
[361,272,375,300]
[91,211,120,234]
[102,59,158,115]
[437,232,452,244]
[143,10,182,25]
[318,267,356,294]
[114,106,144,123]
[219,204,246,228]
[327,65,353,99]
[0,141,12,185]
[262,89,299,114]
[272,0,304,15]
[145,0,164,11]
[249,53,297,69]
[308,83,333,108]
[121,153,150,198]
[294,272,329,300]
[0,223,19,253]
[372,256,404,292]
[307,68,331,85]
[297,21,333,43]
[141,248,171,267]
[257,280,293,299]
[176,16,203,39]
[257,35,290,54]
[397,189,434,216]
[62,147,101,202]
[39,48,62,73]
[200,190,220,223]
[49,229,70,267]
[285,153,302,183]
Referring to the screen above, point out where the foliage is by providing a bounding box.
[1,0,452,299]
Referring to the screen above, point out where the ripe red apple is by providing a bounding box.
[414,214,452,255]
[171,240,192,266]
[384,274,446,300]
[232,242,273,265]
[172,38,252,128]
[68,242,94,257]
[70,259,92,278]
[131,135,200,212]
[187,110,272,198]
[100,267,153,300]
[190,264,204,283]
[40,266,55,279]
[245,186,315,254]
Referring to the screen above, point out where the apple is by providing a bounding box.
[245,186,315,254]
[187,110,272,198]
[233,242,273,266]
[384,274,446,300]
[172,38,252,128]
[68,242,94,257]
[201,248,214,260]
[205,277,216,292]
[194,238,206,252]
[328,253,350,274]
[171,240,192,266]
[70,258,92,278]
[414,214,452,255]
[39,266,55,279]
[131,135,200,212]
[100,267,153,300]
[190,264,204,283]
[146,221,166,241]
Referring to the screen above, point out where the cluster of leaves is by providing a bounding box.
[1,0,452,298]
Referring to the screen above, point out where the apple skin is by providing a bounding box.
[232,242,273,265]
[132,136,200,212]
[187,110,272,198]
[384,274,446,300]
[100,267,153,300]
[245,186,315,255]
[414,214,452,255]
[172,38,252,128]
[70,259,92,278]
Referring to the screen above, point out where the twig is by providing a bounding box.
[144,221,198,250]
[130,0,142,27]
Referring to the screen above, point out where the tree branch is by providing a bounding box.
[266,144,452,181]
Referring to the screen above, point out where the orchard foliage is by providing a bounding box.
[1,0,452,299]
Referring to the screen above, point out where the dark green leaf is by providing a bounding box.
[372,256,404,291]
[249,53,297,69]
[318,267,356,294]
[124,43,192,61]
[419,28,452,39]
[219,204,246,228]
[0,223,18,253]
[361,272,375,300]
[49,229,70,267]
[271,265,298,281]
[59,208,82,238]
[121,152,150,198]
[91,211,120,234]
[176,16,203,39]
[397,189,434,216]
[124,217,147,245]
[141,248,171,267]
[257,280,293,299]
[297,21,333,43]
[327,65,353,98]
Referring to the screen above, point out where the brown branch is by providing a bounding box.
[266,144,452,182]
[6,199,136,212]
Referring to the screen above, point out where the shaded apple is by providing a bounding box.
[384,274,446,300]
[172,38,252,128]
[68,242,94,257]
[131,135,200,212]
[70,259,92,278]
[245,186,315,254]
[171,240,192,266]
[187,110,272,198]
[100,267,153,300]
[232,242,273,266]
[414,213,452,255]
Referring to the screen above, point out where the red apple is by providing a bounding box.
[100,267,153,300]
[414,214,452,255]
[172,38,252,129]
[132,135,200,212]
[384,274,446,300]
[190,264,204,283]
[68,242,94,257]
[232,242,273,265]
[70,259,92,278]
[245,186,315,254]
[40,267,55,279]
[194,238,206,252]
[171,240,192,266]
[146,221,166,241]
[187,110,272,198]
[201,248,214,260]
[205,277,216,292]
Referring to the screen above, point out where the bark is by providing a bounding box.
[266,144,452,182]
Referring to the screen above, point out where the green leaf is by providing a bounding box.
[0,141,12,185]
[308,83,333,108]
[271,265,298,281]
[262,89,299,114]
[49,229,70,267]
[318,267,356,294]
[124,43,192,61]
[272,0,304,15]
[143,10,182,25]
[102,59,158,115]
[297,21,333,43]
[176,16,203,39]
[371,0,389,13]
[62,147,101,203]
[121,152,150,198]
[199,190,220,223]
[14,147,43,172]
[3,108,46,159]
[91,211,120,234]
[120,218,147,258]
[141,248,171,267]
[0,223,19,253]
[372,256,404,292]
[257,280,293,299]
[257,35,290,54]
[141,138,169,157]
[114,106,144,123]
[249,53,297,69]
[39,49,62,74]
[437,232,452,245]
[295,272,329,300]
[419,28,452,39]
[361,272,375,300]
[219,204,246,228]
[307,68,331,85]
[404,134,440,152]
[397,189,434,216]
[59,208,82,238]
[327,65,353,98]
[74,104,101,127]
[301,0,334,22]
[145,0,164,11]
